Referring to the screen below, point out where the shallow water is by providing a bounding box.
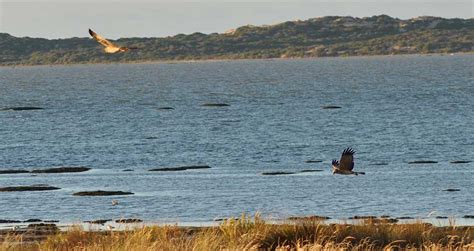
[0,55,473,223]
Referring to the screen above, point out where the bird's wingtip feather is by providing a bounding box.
[342,147,355,155]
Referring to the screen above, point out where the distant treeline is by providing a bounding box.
[1,15,473,65]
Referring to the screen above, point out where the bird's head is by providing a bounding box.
[331,159,339,175]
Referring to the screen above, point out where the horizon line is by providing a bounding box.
[2,14,472,40]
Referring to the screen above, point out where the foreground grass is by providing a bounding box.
[1,215,473,251]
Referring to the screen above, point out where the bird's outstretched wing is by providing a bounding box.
[338,147,355,171]
[89,29,117,48]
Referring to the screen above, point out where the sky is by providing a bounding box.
[0,0,472,39]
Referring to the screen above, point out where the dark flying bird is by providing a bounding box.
[332,147,365,175]
[88,29,137,53]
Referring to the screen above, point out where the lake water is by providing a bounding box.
[0,55,473,225]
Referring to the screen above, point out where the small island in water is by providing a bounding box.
[0,15,472,66]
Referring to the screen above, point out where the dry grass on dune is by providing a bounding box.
[2,214,473,251]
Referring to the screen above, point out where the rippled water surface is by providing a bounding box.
[1,55,473,223]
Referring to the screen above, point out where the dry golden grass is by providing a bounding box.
[1,214,473,251]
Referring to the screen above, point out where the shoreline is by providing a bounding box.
[1,52,473,68]
[2,216,473,231]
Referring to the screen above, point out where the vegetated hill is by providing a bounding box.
[1,15,473,65]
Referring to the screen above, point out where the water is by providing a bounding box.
[0,55,473,224]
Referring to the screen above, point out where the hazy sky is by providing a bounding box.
[1,0,472,39]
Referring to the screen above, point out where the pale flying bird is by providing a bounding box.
[88,29,137,53]
[332,147,365,175]
[427,211,437,217]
